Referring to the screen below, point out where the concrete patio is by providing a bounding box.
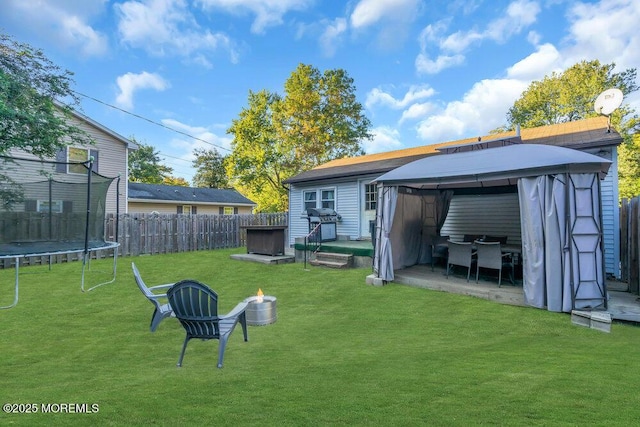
[388,264,640,325]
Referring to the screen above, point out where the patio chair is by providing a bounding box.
[474,241,514,287]
[430,235,449,271]
[132,262,175,332]
[446,240,476,282]
[167,280,248,368]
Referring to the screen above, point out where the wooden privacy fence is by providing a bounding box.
[1,213,287,268]
[107,212,288,257]
[621,198,640,294]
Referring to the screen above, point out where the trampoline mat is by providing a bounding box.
[0,240,115,257]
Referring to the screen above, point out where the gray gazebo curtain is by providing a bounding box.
[374,185,398,281]
[374,187,453,280]
[518,173,606,312]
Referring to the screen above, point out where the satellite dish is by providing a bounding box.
[594,88,623,115]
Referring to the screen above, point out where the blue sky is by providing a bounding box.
[1,0,638,183]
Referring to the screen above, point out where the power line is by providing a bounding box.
[73,90,231,153]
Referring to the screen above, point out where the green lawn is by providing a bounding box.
[1,248,639,426]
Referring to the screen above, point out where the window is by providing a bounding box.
[321,189,335,210]
[37,200,63,213]
[365,184,377,211]
[68,147,90,175]
[303,191,317,212]
[303,188,336,212]
[179,205,194,214]
[223,206,234,215]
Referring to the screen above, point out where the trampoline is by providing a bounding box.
[0,155,120,309]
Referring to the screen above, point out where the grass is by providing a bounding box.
[1,248,639,426]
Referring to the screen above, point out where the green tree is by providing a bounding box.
[192,148,229,188]
[499,60,640,200]
[163,176,189,186]
[505,60,638,129]
[128,139,174,184]
[0,33,92,158]
[227,63,372,212]
[619,134,640,200]
[226,90,287,212]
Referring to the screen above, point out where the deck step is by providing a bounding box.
[311,252,353,268]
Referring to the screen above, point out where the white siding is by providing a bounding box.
[287,174,379,246]
[441,193,522,245]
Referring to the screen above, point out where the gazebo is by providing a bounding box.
[371,143,611,313]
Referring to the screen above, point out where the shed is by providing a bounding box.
[372,144,611,313]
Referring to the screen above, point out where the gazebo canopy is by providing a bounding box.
[374,144,611,188]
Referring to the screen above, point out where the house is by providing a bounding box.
[284,117,623,278]
[128,182,256,214]
[7,107,137,215]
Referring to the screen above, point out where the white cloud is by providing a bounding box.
[350,0,421,29]
[416,78,528,143]
[319,18,347,57]
[115,0,237,63]
[197,0,312,34]
[415,0,541,75]
[506,43,561,81]
[415,53,465,75]
[349,0,422,50]
[366,85,435,110]
[1,0,108,57]
[160,118,232,167]
[399,102,434,124]
[562,0,640,72]
[362,126,403,154]
[115,71,170,110]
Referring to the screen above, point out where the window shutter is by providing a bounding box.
[63,201,73,213]
[177,206,183,214]
[234,207,238,214]
[89,149,99,172]
[55,149,67,173]
[25,200,37,212]
[192,206,197,214]
[219,207,224,214]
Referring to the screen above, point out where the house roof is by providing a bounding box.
[128,182,256,206]
[284,116,622,184]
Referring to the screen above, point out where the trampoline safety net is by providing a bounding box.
[0,156,116,256]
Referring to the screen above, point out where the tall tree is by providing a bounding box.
[128,139,174,184]
[499,60,640,200]
[0,33,92,158]
[227,63,372,212]
[226,90,287,212]
[506,60,637,129]
[163,176,190,186]
[192,148,229,188]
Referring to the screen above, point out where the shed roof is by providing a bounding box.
[128,182,255,206]
[284,116,622,184]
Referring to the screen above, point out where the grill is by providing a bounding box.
[307,208,340,242]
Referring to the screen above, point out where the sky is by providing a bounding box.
[1,0,639,184]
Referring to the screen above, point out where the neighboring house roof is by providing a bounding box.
[285,116,623,184]
[128,182,256,206]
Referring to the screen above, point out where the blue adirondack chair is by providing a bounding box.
[167,280,248,368]
[132,262,175,332]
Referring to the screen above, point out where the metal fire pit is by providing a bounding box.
[243,295,277,326]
